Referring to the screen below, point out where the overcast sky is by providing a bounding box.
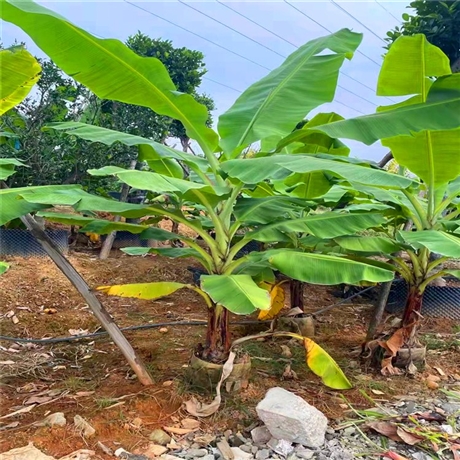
[1,0,412,161]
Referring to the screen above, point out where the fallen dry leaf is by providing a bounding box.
[367,421,402,442]
[383,452,410,460]
[434,367,446,376]
[163,426,195,435]
[0,404,36,419]
[25,395,53,405]
[371,389,385,395]
[180,418,200,430]
[396,427,422,445]
[0,361,15,365]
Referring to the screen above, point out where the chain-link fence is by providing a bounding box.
[386,277,460,320]
[0,228,69,257]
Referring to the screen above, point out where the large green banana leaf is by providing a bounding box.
[222,155,414,189]
[0,46,41,115]
[0,0,218,155]
[269,251,394,285]
[217,29,362,156]
[275,112,350,155]
[201,275,271,315]
[88,166,232,207]
[313,74,460,146]
[8,185,152,221]
[0,186,61,225]
[233,196,308,225]
[376,35,460,187]
[399,230,460,258]
[377,34,451,98]
[0,158,26,181]
[250,212,385,242]
[46,122,207,171]
[122,247,202,259]
[37,212,180,241]
[334,236,405,254]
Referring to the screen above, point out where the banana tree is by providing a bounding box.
[2,2,460,383]
[299,35,460,372]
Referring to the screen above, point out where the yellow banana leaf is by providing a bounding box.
[97,281,187,300]
[304,337,352,390]
[257,281,286,320]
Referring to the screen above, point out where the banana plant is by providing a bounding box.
[2,1,460,385]
[292,35,460,372]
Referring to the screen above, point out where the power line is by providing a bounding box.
[374,0,401,22]
[121,0,373,114]
[203,76,242,93]
[216,0,382,97]
[330,0,387,44]
[283,0,382,67]
[177,0,286,59]
[123,0,271,72]
[173,0,378,107]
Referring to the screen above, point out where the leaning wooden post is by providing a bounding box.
[99,159,137,260]
[18,213,154,386]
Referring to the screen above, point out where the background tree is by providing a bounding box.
[386,0,460,72]
[0,33,215,188]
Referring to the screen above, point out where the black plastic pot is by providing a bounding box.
[386,277,460,320]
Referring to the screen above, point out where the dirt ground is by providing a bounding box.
[0,248,459,457]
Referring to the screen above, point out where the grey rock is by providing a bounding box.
[185,449,209,458]
[149,428,172,445]
[202,456,215,460]
[74,414,95,438]
[255,449,270,460]
[161,456,186,460]
[267,438,294,457]
[251,426,272,445]
[251,446,258,455]
[294,449,314,460]
[256,388,327,448]
[441,402,460,414]
[239,446,252,454]
[412,453,432,460]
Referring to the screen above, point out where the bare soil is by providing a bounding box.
[0,249,459,457]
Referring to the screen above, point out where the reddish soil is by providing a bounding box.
[0,248,459,457]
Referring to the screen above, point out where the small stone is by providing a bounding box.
[256,388,327,448]
[159,327,168,333]
[294,449,314,460]
[255,449,270,460]
[230,447,252,460]
[250,426,272,445]
[150,429,172,445]
[185,449,209,458]
[239,445,252,454]
[267,438,294,457]
[74,414,95,437]
[441,424,454,434]
[342,427,356,437]
[194,434,217,446]
[202,456,215,460]
[228,435,245,447]
[161,456,185,460]
[251,446,258,455]
[441,402,460,414]
[38,412,66,427]
[181,418,201,430]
